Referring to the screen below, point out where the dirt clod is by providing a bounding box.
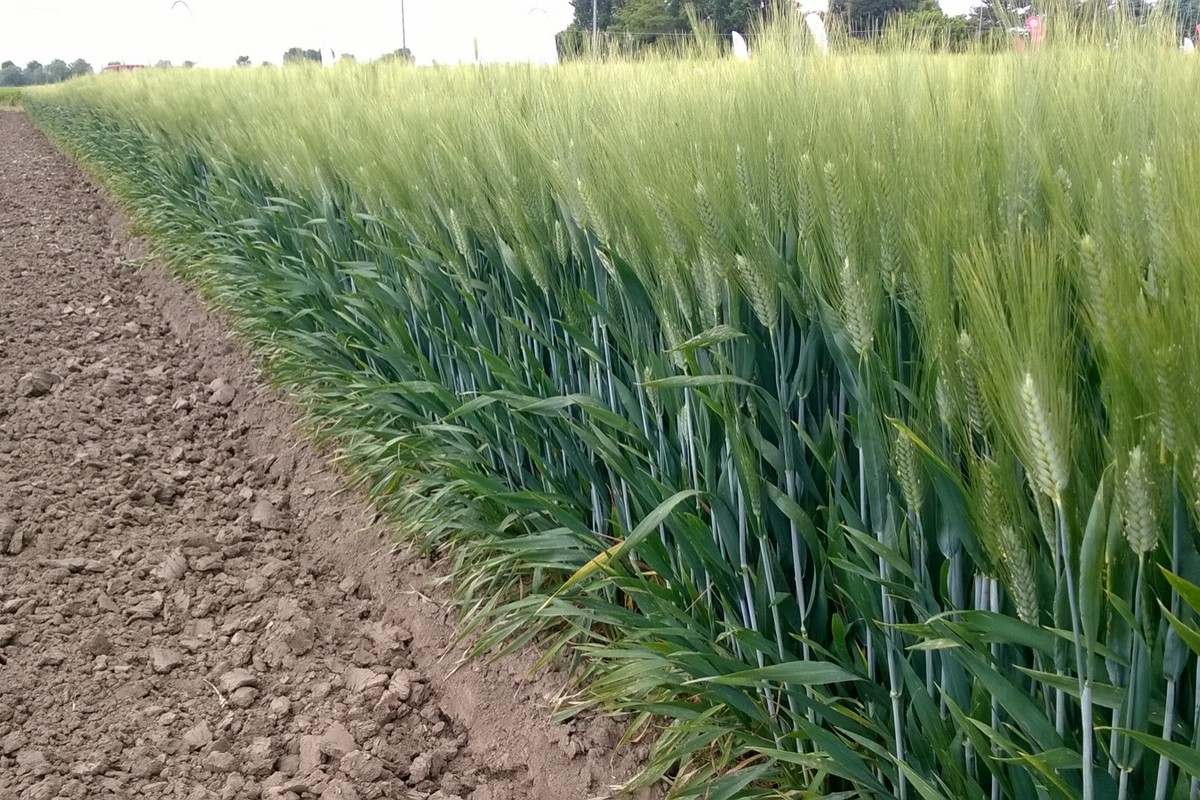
[150,646,187,674]
[250,499,289,532]
[183,721,214,751]
[230,686,260,708]
[208,380,237,406]
[320,723,358,761]
[320,777,362,800]
[17,370,58,397]
[218,668,258,694]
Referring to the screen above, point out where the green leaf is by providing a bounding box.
[684,660,862,688]
[1106,728,1200,777]
[1079,475,1108,649]
[640,374,753,389]
[667,324,747,353]
[896,761,953,800]
[1161,568,1200,614]
[1160,604,1200,659]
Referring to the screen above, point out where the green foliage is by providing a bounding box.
[25,18,1200,798]
[0,87,19,107]
[0,63,22,87]
[573,0,766,41]
[571,0,625,31]
[282,47,323,65]
[0,58,90,86]
[375,48,415,64]
[612,0,689,42]
[883,9,973,50]
[831,0,919,33]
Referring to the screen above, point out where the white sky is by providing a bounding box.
[0,0,979,71]
[0,0,575,68]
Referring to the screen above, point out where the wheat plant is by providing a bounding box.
[24,9,1200,797]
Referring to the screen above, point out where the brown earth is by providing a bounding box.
[0,111,650,800]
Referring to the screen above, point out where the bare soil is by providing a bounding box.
[0,111,647,800]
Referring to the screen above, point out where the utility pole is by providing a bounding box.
[592,0,598,51]
[401,0,408,54]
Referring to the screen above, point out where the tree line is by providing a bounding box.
[0,59,93,87]
[563,0,973,47]
[566,0,1200,49]
[278,47,414,65]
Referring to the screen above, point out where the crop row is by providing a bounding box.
[26,32,1200,798]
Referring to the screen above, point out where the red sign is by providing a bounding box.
[1027,14,1044,46]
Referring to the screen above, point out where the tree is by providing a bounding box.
[832,0,920,34]
[567,0,770,53]
[236,55,252,66]
[283,47,323,64]
[885,5,972,49]
[377,48,415,64]
[23,61,45,85]
[338,53,357,63]
[612,0,688,42]
[181,60,197,68]
[155,59,174,69]
[571,0,623,31]
[0,64,23,87]
[68,59,92,77]
[1177,0,1200,36]
[689,0,764,35]
[44,59,69,82]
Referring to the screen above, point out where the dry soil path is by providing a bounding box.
[0,112,641,800]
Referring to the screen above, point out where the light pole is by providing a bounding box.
[401,0,407,55]
[592,0,598,50]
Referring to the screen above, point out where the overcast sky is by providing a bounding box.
[0,0,574,68]
[0,0,982,71]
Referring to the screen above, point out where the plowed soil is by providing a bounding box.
[0,111,644,800]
